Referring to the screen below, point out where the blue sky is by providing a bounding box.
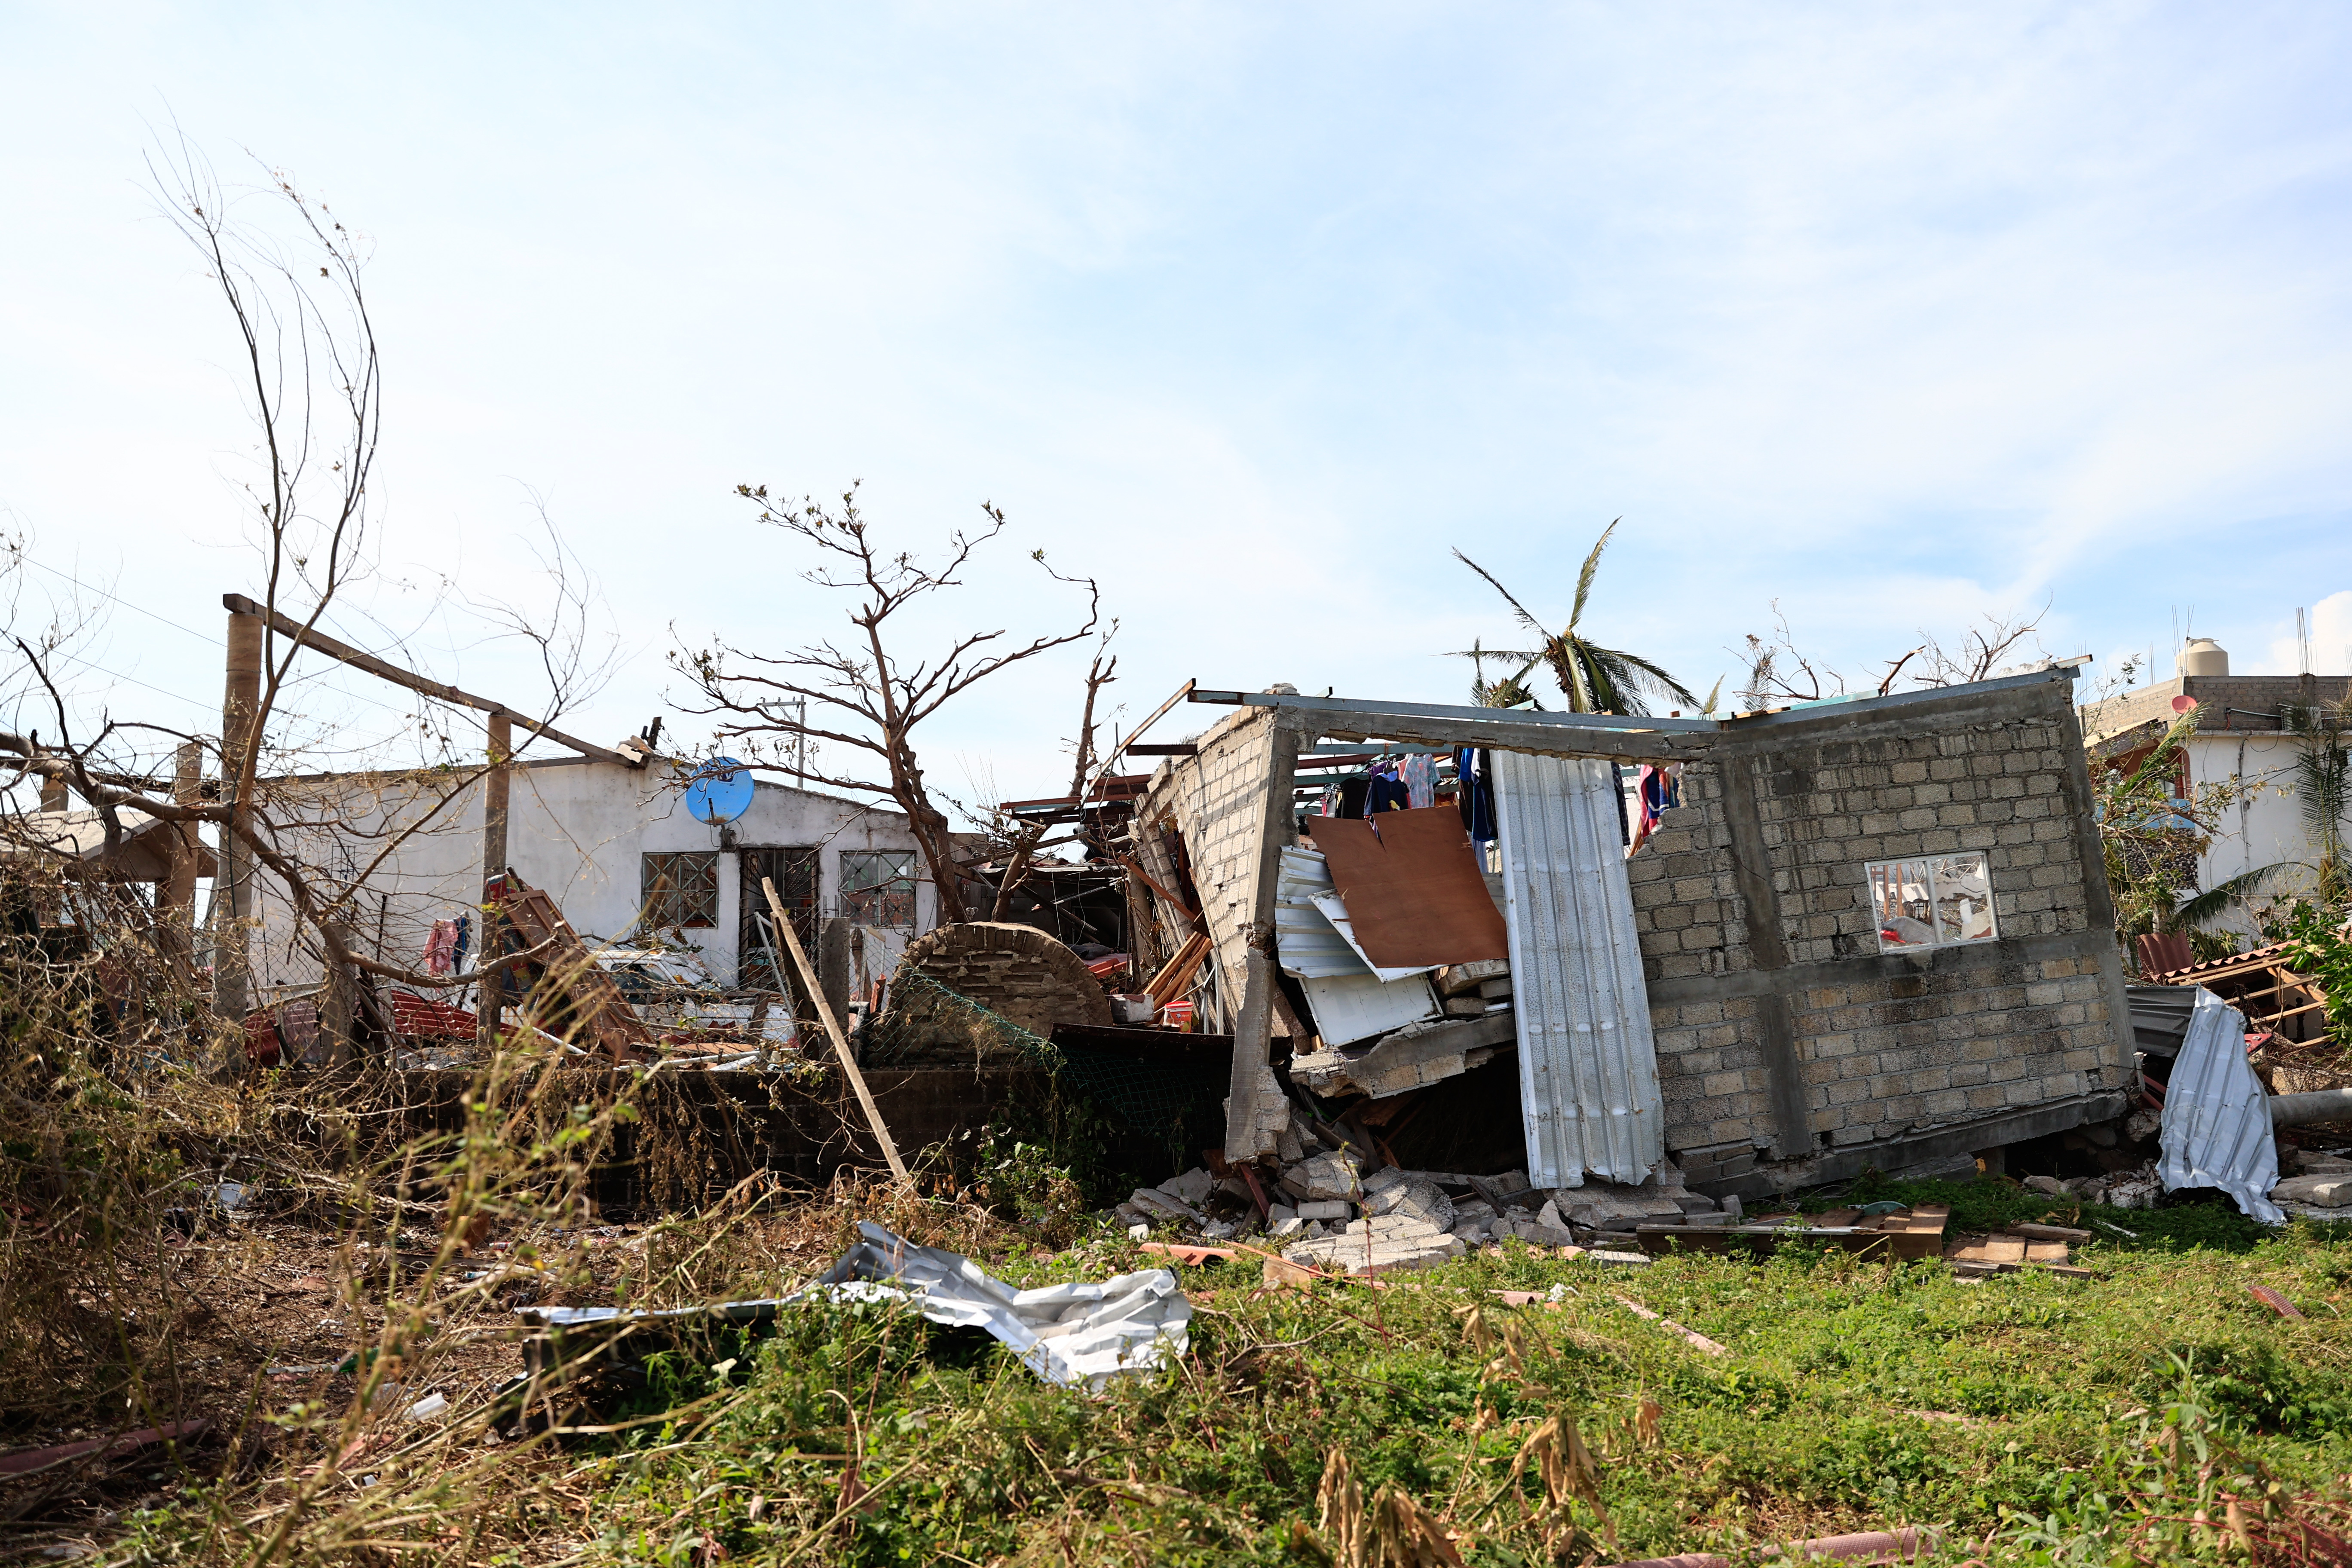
[4,3,2350,809]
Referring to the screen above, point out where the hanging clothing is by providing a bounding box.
[1455,747,1497,845]
[453,913,472,973]
[1401,753,1436,810]
[1339,777,1372,819]
[1318,784,1341,818]
[1367,775,1413,814]
[423,919,460,976]
[1627,763,1684,856]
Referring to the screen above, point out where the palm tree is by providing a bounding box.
[1451,521,1697,716]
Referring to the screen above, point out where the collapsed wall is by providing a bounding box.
[1137,668,2132,1200]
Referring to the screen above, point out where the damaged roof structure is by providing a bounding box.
[1121,663,2128,1201]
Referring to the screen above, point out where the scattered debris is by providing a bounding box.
[0,1421,209,1479]
[1611,1294,1729,1357]
[1638,1204,1949,1261]
[2250,1285,2306,1320]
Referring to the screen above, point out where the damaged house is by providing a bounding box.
[1120,662,2128,1207]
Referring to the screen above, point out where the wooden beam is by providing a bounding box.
[220,593,643,769]
[763,876,909,1185]
[1310,707,1711,764]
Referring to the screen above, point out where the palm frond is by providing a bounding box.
[1577,641,1699,715]
[1568,519,1621,630]
[2168,861,2293,931]
[1453,549,1554,643]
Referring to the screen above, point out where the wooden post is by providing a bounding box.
[319,919,360,1073]
[478,711,511,1054]
[763,875,909,1184]
[157,741,202,979]
[216,609,264,1027]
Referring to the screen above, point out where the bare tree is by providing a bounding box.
[0,143,602,1065]
[674,484,1102,926]
[963,632,1118,922]
[1736,600,2052,711]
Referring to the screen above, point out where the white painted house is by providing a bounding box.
[2082,641,2351,943]
[243,753,940,994]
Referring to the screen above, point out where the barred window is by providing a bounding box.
[840,850,918,928]
[641,851,720,928]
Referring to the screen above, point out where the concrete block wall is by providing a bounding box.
[895,920,1112,1039]
[1145,707,1283,1030]
[1629,677,2129,1170]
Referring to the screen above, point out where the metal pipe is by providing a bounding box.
[2270,1088,2352,1128]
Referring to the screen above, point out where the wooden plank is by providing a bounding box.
[1634,1217,1947,1262]
[763,876,910,1185]
[2012,1222,2092,1242]
[220,593,643,769]
[1144,932,1212,1006]
[2026,1241,2071,1263]
[486,872,645,1060]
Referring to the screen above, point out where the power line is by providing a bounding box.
[15,552,225,647]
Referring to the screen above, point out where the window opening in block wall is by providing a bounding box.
[640,850,719,928]
[841,849,918,929]
[1866,852,1996,952]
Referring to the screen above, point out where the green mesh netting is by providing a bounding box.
[860,968,1225,1168]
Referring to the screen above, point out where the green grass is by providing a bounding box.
[109,1198,2352,1565]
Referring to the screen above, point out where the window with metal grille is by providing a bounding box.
[841,849,918,929]
[640,851,720,928]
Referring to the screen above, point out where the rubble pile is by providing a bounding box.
[1109,1101,1736,1274]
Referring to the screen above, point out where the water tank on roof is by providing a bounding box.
[2179,637,2229,677]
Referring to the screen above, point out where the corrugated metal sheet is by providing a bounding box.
[1273,848,1366,979]
[1491,751,1662,1188]
[1273,847,1431,983]
[2125,983,2197,1054]
[2145,941,2298,984]
[2156,987,2282,1224]
[1273,846,1440,1041]
[1299,972,1440,1046]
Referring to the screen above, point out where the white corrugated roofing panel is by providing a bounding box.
[2157,987,2282,1224]
[1491,751,1662,1188]
[1298,971,1440,1047]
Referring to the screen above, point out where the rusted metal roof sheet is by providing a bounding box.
[1490,750,1662,1188]
[2144,941,2300,984]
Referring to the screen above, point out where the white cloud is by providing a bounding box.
[2258,590,2352,676]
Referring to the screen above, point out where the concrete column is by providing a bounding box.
[477,712,511,1052]
[1225,714,1305,1163]
[215,610,264,1027]
[819,916,853,1026]
[157,741,202,978]
[1717,751,1813,1160]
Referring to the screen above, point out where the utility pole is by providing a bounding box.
[216,609,264,1030]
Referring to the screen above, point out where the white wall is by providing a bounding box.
[244,757,935,995]
[2187,734,2323,940]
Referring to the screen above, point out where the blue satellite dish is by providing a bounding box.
[683,756,754,824]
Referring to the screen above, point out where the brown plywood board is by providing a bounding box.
[1303,807,1508,968]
